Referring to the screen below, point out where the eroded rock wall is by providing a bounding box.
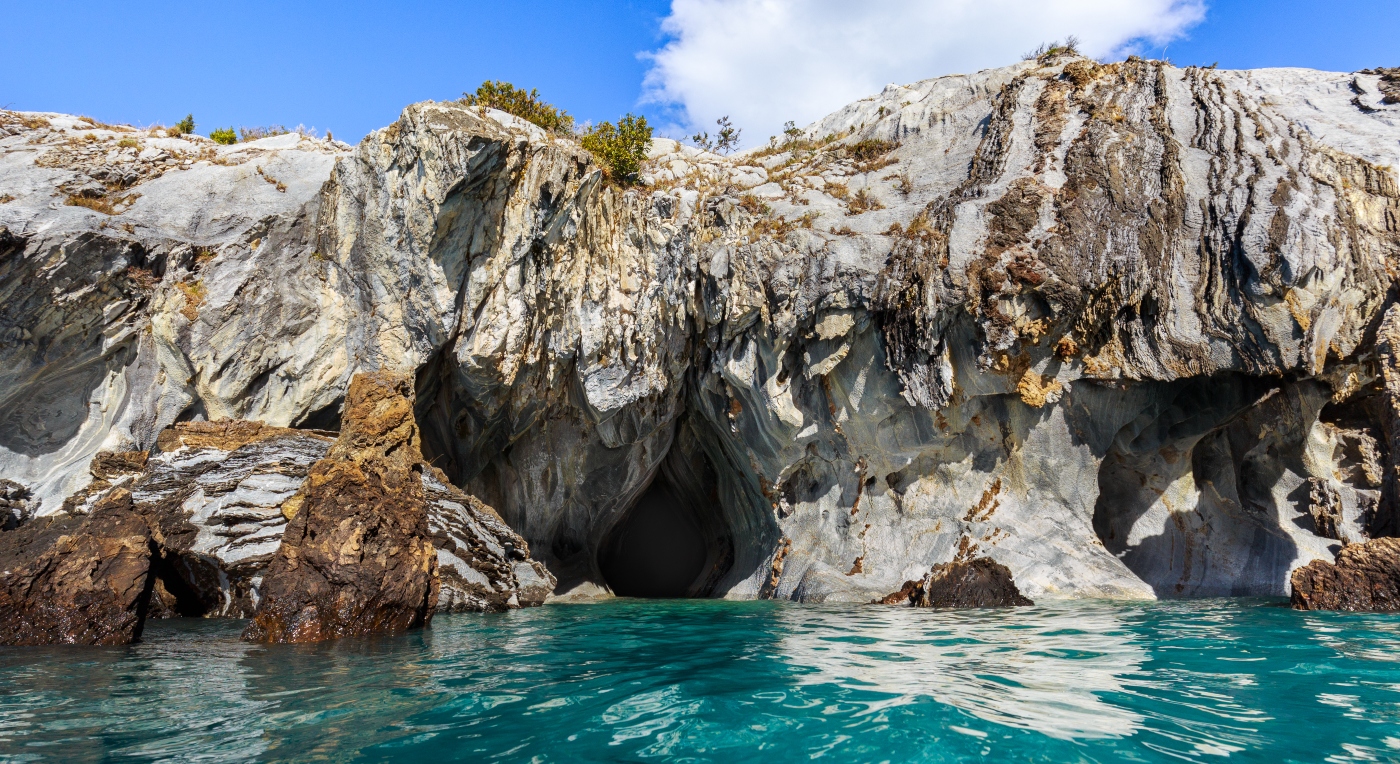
[3,56,1400,604]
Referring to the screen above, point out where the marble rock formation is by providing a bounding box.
[1290,537,1400,612]
[0,373,550,644]
[245,372,524,642]
[3,54,1400,607]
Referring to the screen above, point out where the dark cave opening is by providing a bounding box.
[598,475,709,598]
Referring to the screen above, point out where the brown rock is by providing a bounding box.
[0,490,155,645]
[878,557,1033,608]
[89,450,150,480]
[155,419,320,454]
[0,479,31,530]
[1291,537,1400,612]
[242,372,439,643]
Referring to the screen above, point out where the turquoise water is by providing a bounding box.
[1,600,1399,762]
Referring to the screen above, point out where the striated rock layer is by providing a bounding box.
[0,372,550,644]
[3,55,1400,605]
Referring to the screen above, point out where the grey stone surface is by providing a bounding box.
[4,55,1400,603]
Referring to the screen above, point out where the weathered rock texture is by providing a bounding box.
[879,557,1033,608]
[0,480,31,530]
[4,55,1400,605]
[0,492,153,645]
[0,373,548,643]
[1290,537,1400,611]
[242,372,438,643]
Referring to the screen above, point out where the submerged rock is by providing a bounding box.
[242,372,441,643]
[0,491,153,645]
[879,557,1033,608]
[1290,538,1400,612]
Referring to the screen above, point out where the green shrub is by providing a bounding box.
[580,114,652,183]
[170,114,195,136]
[461,81,574,134]
[209,127,237,145]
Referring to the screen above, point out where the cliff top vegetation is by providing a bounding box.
[461,81,575,134]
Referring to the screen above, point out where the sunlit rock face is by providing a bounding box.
[3,55,1399,603]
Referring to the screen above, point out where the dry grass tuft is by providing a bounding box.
[0,194,13,204]
[76,115,131,131]
[738,194,770,215]
[177,280,207,321]
[125,266,159,291]
[1,111,51,130]
[883,170,914,197]
[65,193,135,214]
[256,166,287,192]
[848,188,885,214]
[1063,60,1105,87]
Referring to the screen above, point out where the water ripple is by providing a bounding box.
[2,599,1400,762]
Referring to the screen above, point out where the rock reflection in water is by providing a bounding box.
[775,603,1147,740]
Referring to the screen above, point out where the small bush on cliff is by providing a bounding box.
[692,115,741,154]
[581,114,652,184]
[1023,36,1080,62]
[170,114,195,137]
[209,127,237,145]
[239,125,290,142]
[461,81,575,134]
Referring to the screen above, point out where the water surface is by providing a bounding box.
[2,599,1398,762]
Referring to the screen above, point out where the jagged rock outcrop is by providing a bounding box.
[25,417,339,621]
[3,54,1400,606]
[0,372,549,643]
[425,474,555,611]
[0,491,153,645]
[1290,537,1400,611]
[242,372,438,643]
[879,557,1033,608]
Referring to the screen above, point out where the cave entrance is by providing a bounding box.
[598,475,709,598]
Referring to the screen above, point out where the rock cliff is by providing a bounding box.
[3,54,1400,607]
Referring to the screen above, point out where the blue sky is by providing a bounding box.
[2,0,1396,143]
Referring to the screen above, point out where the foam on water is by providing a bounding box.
[2,599,1399,762]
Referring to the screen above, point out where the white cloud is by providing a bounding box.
[643,0,1205,145]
